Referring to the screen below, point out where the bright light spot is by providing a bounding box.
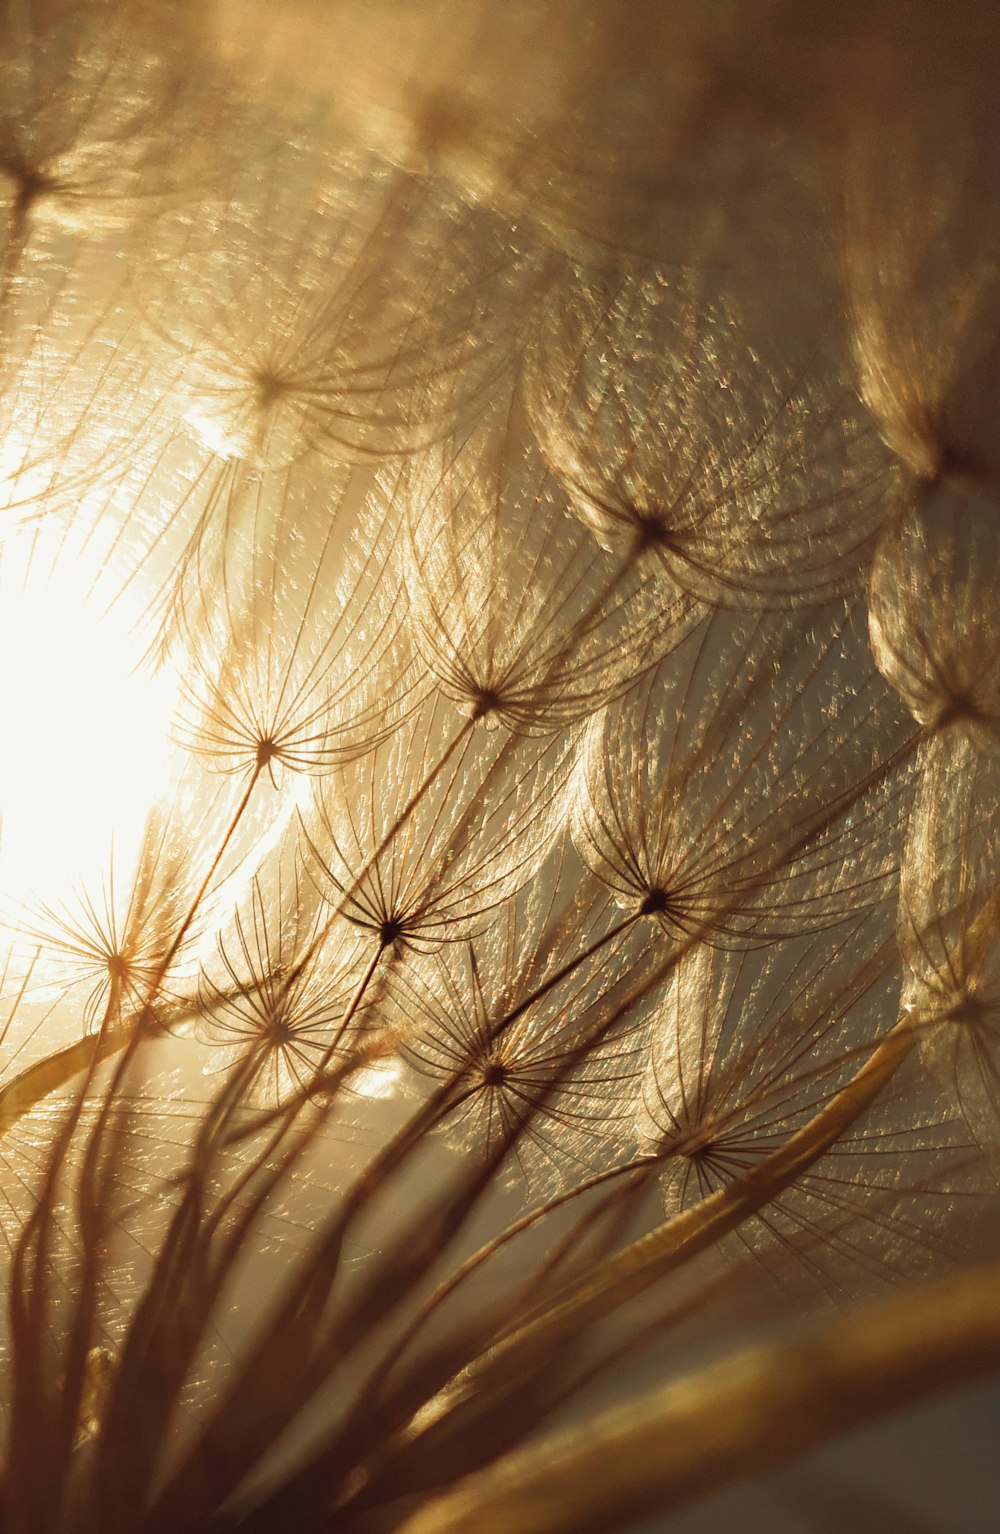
[352,1058,403,1100]
[0,536,177,910]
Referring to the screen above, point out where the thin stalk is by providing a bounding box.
[154,764,265,985]
[320,939,386,1065]
[356,1157,660,1410]
[0,1030,120,1138]
[461,1015,919,1384]
[352,917,908,1460]
[397,1258,1000,1534]
[295,713,478,985]
[492,908,643,1039]
[0,770,269,1166]
[445,876,995,1395]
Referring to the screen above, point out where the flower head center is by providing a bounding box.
[106,952,132,985]
[256,736,280,770]
[639,885,672,918]
[251,366,291,408]
[470,686,504,721]
[379,917,405,948]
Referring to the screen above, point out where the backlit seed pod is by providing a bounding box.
[198,854,374,1106]
[634,924,968,1290]
[902,907,1000,1156]
[899,734,999,956]
[394,399,698,736]
[394,845,648,1188]
[571,602,916,944]
[898,734,1000,1148]
[14,763,228,1033]
[175,458,422,783]
[526,261,894,609]
[303,692,575,957]
[292,695,577,1115]
[135,130,530,470]
[842,94,1000,483]
[636,929,887,1178]
[5,12,1000,1530]
[868,472,1000,754]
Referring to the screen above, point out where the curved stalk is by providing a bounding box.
[438,887,1000,1401]
[398,1258,1000,1534]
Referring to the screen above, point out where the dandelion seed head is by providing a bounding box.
[869,471,1000,754]
[1,13,997,1531]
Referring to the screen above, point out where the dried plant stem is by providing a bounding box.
[0,770,266,1138]
[155,764,265,983]
[409,1007,919,1454]
[348,715,478,894]
[356,1158,660,1411]
[298,714,479,979]
[494,909,642,1035]
[489,1016,917,1362]
[0,1031,117,1137]
[399,1258,1000,1534]
[8,699,910,1137]
[321,939,385,1062]
[444,891,988,1394]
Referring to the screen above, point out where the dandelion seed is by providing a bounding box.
[898,733,1000,1148]
[843,104,1000,481]
[304,691,574,957]
[0,0,192,266]
[393,395,696,734]
[396,844,648,1187]
[572,603,916,945]
[0,12,997,1534]
[175,456,421,781]
[198,859,374,1106]
[136,131,529,469]
[634,925,974,1293]
[868,471,1000,753]
[527,260,894,609]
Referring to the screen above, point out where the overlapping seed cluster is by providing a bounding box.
[0,5,997,1532]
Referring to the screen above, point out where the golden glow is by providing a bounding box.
[352,1056,404,1100]
[0,535,178,911]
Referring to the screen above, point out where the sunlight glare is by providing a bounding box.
[0,538,178,911]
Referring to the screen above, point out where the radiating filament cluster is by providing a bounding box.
[0,5,997,1532]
